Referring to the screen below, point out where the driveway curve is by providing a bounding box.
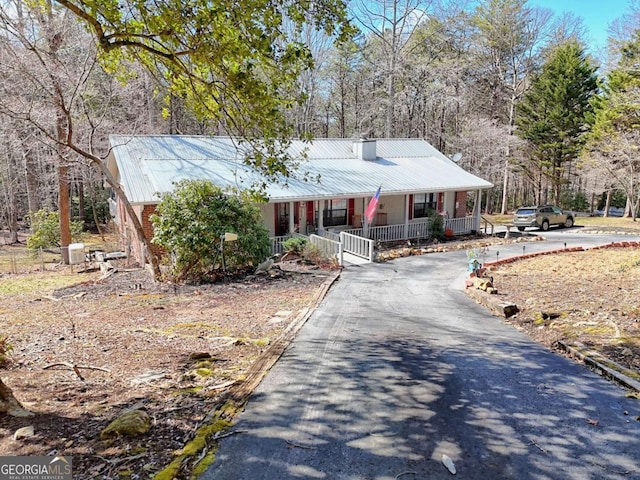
[203,233,640,480]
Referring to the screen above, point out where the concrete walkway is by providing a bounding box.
[203,232,640,480]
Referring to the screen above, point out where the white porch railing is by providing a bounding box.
[445,216,475,234]
[344,219,434,243]
[271,235,290,255]
[340,231,375,262]
[309,234,343,265]
[318,230,341,242]
[270,232,309,255]
[270,215,476,262]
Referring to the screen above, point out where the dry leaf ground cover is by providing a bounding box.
[490,246,640,373]
[1,223,640,478]
[0,238,332,478]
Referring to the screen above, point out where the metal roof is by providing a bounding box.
[107,135,493,204]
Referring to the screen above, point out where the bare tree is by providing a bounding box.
[352,0,434,138]
[471,0,552,213]
[0,1,163,276]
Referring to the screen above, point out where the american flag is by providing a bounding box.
[364,186,381,224]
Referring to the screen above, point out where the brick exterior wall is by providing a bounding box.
[455,191,467,218]
[115,197,163,266]
[141,205,163,259]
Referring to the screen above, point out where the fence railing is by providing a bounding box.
[270,235,290,255]
[445,216,475,234]
[340,231,375,262]
[480,216,494,236]
[309,234,343,265]
[318,230,341,242]
[343,219,434,243]
[270,215,477,262]
[270,232,310,255]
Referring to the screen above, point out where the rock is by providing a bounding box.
[130,371,166,385]
[254,258,274,274]
[100,409,151,439]
[13,425,35,440]
[473,277,493,291]
[503,304,520,318]
[189,352,212,360]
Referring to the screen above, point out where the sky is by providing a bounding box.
[529,0,631,51]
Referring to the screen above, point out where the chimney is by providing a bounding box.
[352,138,377,161]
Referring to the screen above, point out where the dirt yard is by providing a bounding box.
[1,232,639,479]
[0,256,333,478]
[489,245,640,373]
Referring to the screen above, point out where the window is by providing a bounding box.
[413,193,437,218]
[276,203,289,236]
[323,199,347,227]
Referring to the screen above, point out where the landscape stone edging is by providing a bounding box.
[556,341,640,393]
[154,270,342,480]
[482,241,640,268]
[465,241,640,394]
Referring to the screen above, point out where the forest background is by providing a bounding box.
[2,0,640,246]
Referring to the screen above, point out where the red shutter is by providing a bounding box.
[274,204,279,234]
[348,198,355,224]
[408,195,414,220]
[307,201,314,229]
[438,192,444,213]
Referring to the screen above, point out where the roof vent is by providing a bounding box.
[353,138,376,161]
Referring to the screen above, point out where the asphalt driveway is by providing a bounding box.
[203,233,640,479]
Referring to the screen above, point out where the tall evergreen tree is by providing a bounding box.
[587,31,640,219]
[516,40,598,205]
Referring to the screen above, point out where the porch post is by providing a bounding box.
[474,189,482,231]
[404,194,409,239]
[288,201,295,233]
[318,200,324,233]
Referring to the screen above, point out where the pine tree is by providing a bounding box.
[516,40,598,205]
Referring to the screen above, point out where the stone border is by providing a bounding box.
[465,241,640,394]
[556,341,640,392]
[154,271,342,479]
[482,241,640,268]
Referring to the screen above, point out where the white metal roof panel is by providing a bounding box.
[108,135,492,204]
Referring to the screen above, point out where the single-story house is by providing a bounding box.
[106,135,493,264]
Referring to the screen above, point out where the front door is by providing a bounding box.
[275,203,289,236]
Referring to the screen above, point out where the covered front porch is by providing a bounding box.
[269,189,487,264]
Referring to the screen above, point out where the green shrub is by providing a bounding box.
[26,209,84,250]
[151,180,270,282]
[282,237,307,255]
[430,213,445,239]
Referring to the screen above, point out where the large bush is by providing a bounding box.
[151,180,271,282]
[26,209,84,250]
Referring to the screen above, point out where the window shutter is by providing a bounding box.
[348,198,355,224]
[408,195,414,220]
[274,203,279,234]
[306,201,314,228]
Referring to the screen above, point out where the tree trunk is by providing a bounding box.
[77,178,85,223]
[624,195,632,218]
[4,145,19,244]
[604,189,612,217]
[500,159,509,214]
[65,144,162,280]
[58,163,71,264]
[23,149,40,218]
[0,378,32,417]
